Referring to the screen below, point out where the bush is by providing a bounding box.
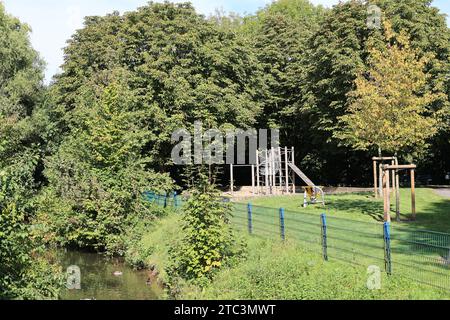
[0,194,63,299]
[166,169,246,295]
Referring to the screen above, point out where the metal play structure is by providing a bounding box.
[229,147,325,206]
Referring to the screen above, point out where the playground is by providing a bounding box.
[220,148,450,293]
[245,188,450,231]
[226,147,447,226]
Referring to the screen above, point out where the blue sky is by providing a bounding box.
[2,0,449,84]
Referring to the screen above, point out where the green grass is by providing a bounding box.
[182,236,448,300]
[230,188,450,292]
[125,213,182,284]
[131,190,450,299]
[244,188,450,231]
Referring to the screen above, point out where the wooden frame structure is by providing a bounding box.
[381,164,417,222]
[372,156,398,198]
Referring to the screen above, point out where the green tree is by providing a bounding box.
[335,22,441,157]
[0,174,62,299]
[302,0,450,183]
[0,3,62,298]
[53,2,263,171]
[167,166,242,290]
[39,72,174,251]
[0,2,45,206]
[240,0,325,135]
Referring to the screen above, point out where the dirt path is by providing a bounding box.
[434,189,450,198]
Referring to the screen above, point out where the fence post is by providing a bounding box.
[279,208,286,241]
[321,213,328,261]
[383,222,392,275]
[164,193,167,208]
[173,192,178,208]
[247,203,253,234]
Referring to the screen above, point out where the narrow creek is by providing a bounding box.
[59,250,162,300]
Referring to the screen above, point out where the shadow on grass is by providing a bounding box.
[325,196,385,222]
[394,198,450,232]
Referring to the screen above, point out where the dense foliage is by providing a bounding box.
[335,22,441,157]
[299,0,450,183]
[0,178,62,299]
[167,167,244,292]
[37,74,175,251]
[0,3,62,299]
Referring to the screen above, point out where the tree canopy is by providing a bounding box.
[335,22,441,157]
[0,2,61,299]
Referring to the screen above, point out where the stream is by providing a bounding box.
[59,250,162,300]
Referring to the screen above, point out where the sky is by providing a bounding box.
[2,0,450,84]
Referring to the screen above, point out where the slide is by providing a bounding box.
[288,163,315,187]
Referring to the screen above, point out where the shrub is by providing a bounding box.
[167,167,245,294]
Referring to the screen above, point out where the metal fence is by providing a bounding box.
[143,191,184,208]
[145,192,450,292]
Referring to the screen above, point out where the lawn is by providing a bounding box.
[134,213,449,300]
[183,236,449,300]
[229,188,450,292]
[241,188,450,232]
[136,189,449,298]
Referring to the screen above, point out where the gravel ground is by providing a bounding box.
[434,188,450,198]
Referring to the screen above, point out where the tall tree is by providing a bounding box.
[53,2,263,170]
[302,0,450,183]
[335,22,441,157]
[0,3,62,299]
[241,0,326,133]
[40,71,174,251]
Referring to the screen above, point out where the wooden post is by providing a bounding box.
[395,168,400,222]
[396,158,400,192]
[395,157,400,221]
[373,160,378,198]
[284,147,289,194]
[251,165,255,195]
[383,170,391,222]
[256,150,260,194]
[378,163,383,197]
[391,160,396,194]
[386,168,391,220]
[292,147,296,194]
[411,169,416,221]
[230,164,234,196]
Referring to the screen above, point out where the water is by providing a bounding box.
[59,250,162,300]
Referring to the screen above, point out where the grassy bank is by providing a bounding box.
[125,213,182,285]
[132,210,449,299]
[184,236,448,300]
